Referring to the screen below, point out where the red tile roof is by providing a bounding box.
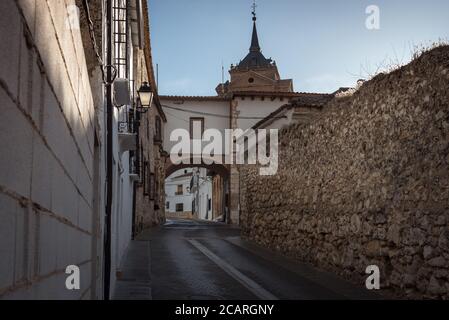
[159,95,231,102]
[251,93,335,129]
[160,91,331,102]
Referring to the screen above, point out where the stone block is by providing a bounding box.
[427,276,445,296]
[0,193,17,290]
[51,163,78,224]
[55,222,70,270]
[423,245,434,260]
[47,0,73,59]
[31,70,45,131]
[13,204,26,284]
[34,0,76,110]
[79,261,92,297]
[76,159,93,208]
[18,30,34,115]
[17,0,36,35]
[427,256,446,268]
[42,86,79,181]
[67,226,78,264]
[0,0,21,98]
[31,137,53,210]
[25,208,38,281]
[0,89,33,198]
[48,0,81,104]
[78,194,92,234]
[438,230,449,252]
[38,214,58,276]
[79,232,92,263]
[76,70,88,124]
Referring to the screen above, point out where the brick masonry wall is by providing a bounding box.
[0,0,97,299]
[240,46,449,299]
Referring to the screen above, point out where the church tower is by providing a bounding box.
[216,2,294,96]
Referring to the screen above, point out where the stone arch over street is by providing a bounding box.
[165,159,230,179]
[165,158,231,223]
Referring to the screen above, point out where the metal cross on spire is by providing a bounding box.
[251,0,257,21]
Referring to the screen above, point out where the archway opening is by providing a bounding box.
[165,161,230,223]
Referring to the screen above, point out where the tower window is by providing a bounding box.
[248,77,254,83]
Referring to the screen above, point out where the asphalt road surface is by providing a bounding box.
[124,219,379,300]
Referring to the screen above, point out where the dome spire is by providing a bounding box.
[250,0,260,52]
[235,0,272,70]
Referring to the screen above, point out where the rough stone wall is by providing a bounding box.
[240,46,449,299]
[135,110,166,231]
[134,49,166,232]
[0,0,98,299]
[154,143,166,224]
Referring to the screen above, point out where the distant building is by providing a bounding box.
[190,168,214,221]
[165,169,194,219]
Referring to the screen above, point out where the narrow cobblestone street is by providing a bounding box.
[114,219,380,300]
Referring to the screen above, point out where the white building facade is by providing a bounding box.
[165,169,194,219]
[190,168,213,221]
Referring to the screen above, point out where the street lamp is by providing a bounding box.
[137,82,153,113]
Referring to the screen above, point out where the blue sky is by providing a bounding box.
[148,0,449,95]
